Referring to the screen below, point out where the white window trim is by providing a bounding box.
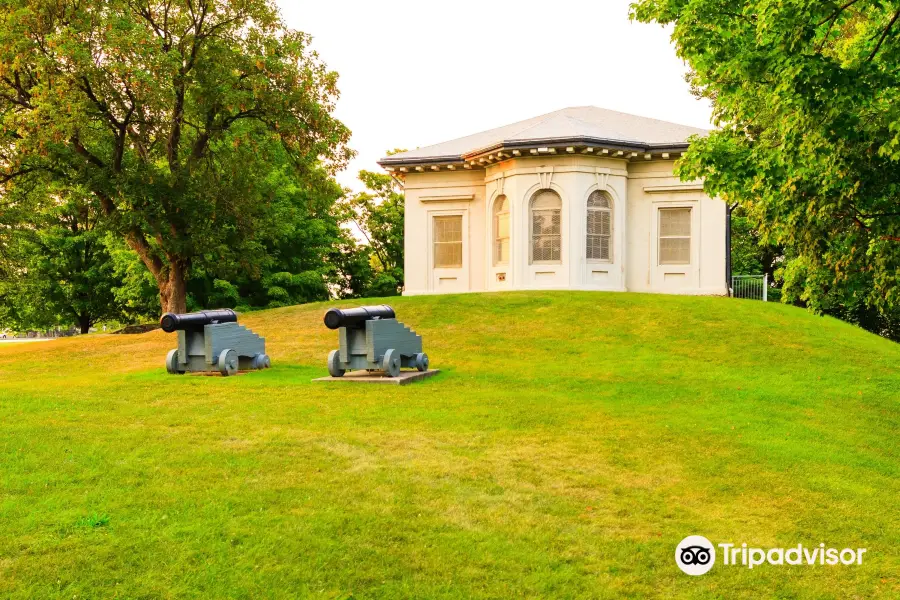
[432,214,464,268]
[530,191,563,265]
[493,196,510,266]
[426,208,469,293]
[586,191,613,264]
[658,206,693,266]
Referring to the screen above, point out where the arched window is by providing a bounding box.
[530,190,562,263]
[586,190,612,261]
[493,195,509,265]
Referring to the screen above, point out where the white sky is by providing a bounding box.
[276,0,712,192]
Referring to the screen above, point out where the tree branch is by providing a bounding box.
[0,74,34,108]
[167,0,209,172]
[94,188,166,282]
[188,107,262,163]
[126,227,167,285]
[858,212,900,218]
[817,12,841,53]
[817,0,863,26]
[79,77,121,128]
[0,166,40,183]
[70,137,106,169]
[867,8,900,62]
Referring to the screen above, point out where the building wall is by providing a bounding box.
[626,160,727,295]
[402,156,727,297]
[403,170,486,295]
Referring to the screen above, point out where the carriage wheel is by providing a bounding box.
[252,353,271,370]
[166,349,185,375]
[414,352,429,372]
[327,349,345,377]
[382,349,401,377]
[217,349,238,376]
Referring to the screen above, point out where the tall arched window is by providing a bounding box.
[493,195,509,265]
[530,190,562,263]
[586,190,612,261]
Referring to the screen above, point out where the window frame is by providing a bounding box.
[586,190,613,263]
[432,214,464,269]
[657,207,692,266]
[493,195,510,266]
[530,189,562,265]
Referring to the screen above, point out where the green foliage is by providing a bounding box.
[0,0,351,313]
[731,209,764,277]
[261,271,329,308]
[631,0,900,317]
[207,279,241,309]
[336,167,405,297]
[183,165,342,310]
[327,235,381,299]
[0,186,123,332]
[104,235,160,323]
[729,205,785,297]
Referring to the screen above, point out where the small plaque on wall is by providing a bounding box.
[497,273,506,282]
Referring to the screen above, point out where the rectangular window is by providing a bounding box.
[586,210,611,261]
[495,212,510,265]
[433,215,463,268]
[531,209,561,262]
[658,208,691,265]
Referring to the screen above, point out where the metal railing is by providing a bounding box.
[731,274,768,301]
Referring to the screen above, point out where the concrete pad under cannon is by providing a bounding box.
[313,369,440,385]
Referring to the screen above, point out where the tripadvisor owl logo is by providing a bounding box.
[676,535,716,575]
[675,535,868,575]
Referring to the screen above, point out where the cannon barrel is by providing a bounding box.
[323,305,395,330]
[160,309,238,333]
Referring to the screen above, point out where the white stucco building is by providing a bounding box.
[379,107,727,296]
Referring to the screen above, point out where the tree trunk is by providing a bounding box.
[159,258,188,314]
[122,231,188,315]
[78,314,91,334]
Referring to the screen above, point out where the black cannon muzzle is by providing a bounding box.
[323,305,395,330]
[160,309,238,333]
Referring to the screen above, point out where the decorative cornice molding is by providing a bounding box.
[643,183,705,194]
[418,194,476,203]
[379,140,689,170]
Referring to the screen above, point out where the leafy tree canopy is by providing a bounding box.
[186,161,346,310]
[631,0,900,314]
[336,166,405,298]
[0,0,351,314]
[0,184,121,333]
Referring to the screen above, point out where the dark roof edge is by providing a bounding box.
[378,137,694,167]
[378,154,466,167]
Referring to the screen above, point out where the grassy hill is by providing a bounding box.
[0,292,897,599]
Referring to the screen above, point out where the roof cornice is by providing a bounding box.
[378,138,691,170]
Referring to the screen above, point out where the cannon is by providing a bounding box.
[160,309,238,332]
[162,309,270,376]
[324,305,428,378]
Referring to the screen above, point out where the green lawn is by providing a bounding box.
[0,292,897,599]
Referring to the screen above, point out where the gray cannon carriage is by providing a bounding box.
[162,309,271,376]
[324,305,428,378]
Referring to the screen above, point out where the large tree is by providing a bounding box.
[631,0,900,314]
[0,0,351,313]
[0,185,121,333]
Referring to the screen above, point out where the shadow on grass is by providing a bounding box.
[120,363,452,389]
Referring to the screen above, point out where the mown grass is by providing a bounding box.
[0,291,897,599]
